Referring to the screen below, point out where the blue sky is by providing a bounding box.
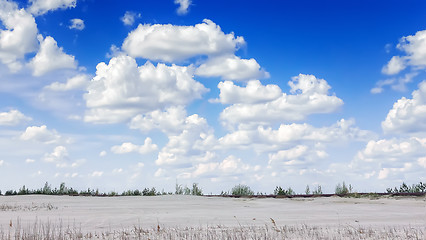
[1,0,426,194]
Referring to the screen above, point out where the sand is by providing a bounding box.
[0,195,425,233]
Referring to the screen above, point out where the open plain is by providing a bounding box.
[0,195,424,239]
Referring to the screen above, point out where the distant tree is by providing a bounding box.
[305,185,310,195]
[274,186,294,195]
[312,185,322,195]
[232,184,254,196]
[191,183,203,196]
[335,181,350,195]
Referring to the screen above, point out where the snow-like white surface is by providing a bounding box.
[0,195,425,232]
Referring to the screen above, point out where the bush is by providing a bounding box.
[335,181,352,195]
[191,183,203,196]
[231,184,254,196]
[312,185,323,195]
[274,186,294,195]
[386,182,426,193]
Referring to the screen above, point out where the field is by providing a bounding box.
[0,195,424,239]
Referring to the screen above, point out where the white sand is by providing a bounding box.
[0,195,425,233]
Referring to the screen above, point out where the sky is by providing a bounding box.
[0,0,426,194]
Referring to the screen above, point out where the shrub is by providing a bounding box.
[305,185,310,195]
[274,186,294,195]
[386,182,426,193]
[191,183,203,196]
[335,181,352,195]
[312,185,322,195]
[175,183,184,195]
[231,184,254,196]
[142,187,157,196]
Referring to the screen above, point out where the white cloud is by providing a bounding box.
[382,80,426,134]
[0,109,32,126]
[382,30,426,75]
[354,137,426,180]
[99,151,107,157]
[0,160,4,166]
[111,138,158,154]
[219,74,343,128]
[129,106,187,134]
[122,19,245,62]
[397,29,426,68]
[28,35,77,76]
[418,157,426,168]
[219,118,373,152]
[28,0,77,16]
[211,80,281,104]
[90,171,103,177]
[120,11,141,26]
[43,145,68,163]
[45,74,89,91]
[0,1,38,72]
[382,56,406,75]
[25,158,35,163]
[84,55,207,124]
[174,0,191,15]
[156,114,217,166]
[195,55,269,81]
[371,72,418,94]
[191,155,257,178]
[69,18,85,30]
[20,125,61,144]
[268,145,328,168]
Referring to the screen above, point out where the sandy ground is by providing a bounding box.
[0,195,425,232]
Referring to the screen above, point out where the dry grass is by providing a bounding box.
[0,218,424,240]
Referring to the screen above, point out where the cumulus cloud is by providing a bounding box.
[45,74,89,91]
[211,80,281,104]
[219,118,373,152]
[219,74,343,128]
[28,0,77,16]
[44,145,68,163]
[43,146,85,168]
[90,171,103,177]
[120,11,141,26]
[0,109,32,126]
[174,0,191,15]
[84,55,207,124]
[382,30,426,75]
[111,138,158,154]
[382,56,406,75]
[155,114,217,167]
[20,125,61,144]
[353,137,426,180]
[129,106,187,134]
[268,145,328,167]
[195,55,269,81]
[0,0,38,72]
[191,155,259,178]
[28,35,77,76]
[371,72,418,94]
[0,160,4,166]
[382,80,426,134]
[69,18,85,30]
[122,19,245,62]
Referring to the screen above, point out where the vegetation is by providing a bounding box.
[1,181,425,197]
[1,182,202,197]
[231,184,254,196]
[312,185,323,195]
[386,182,426,194]
[0,219,423,239]
[335,181,353,195]
[274,186,295,195]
